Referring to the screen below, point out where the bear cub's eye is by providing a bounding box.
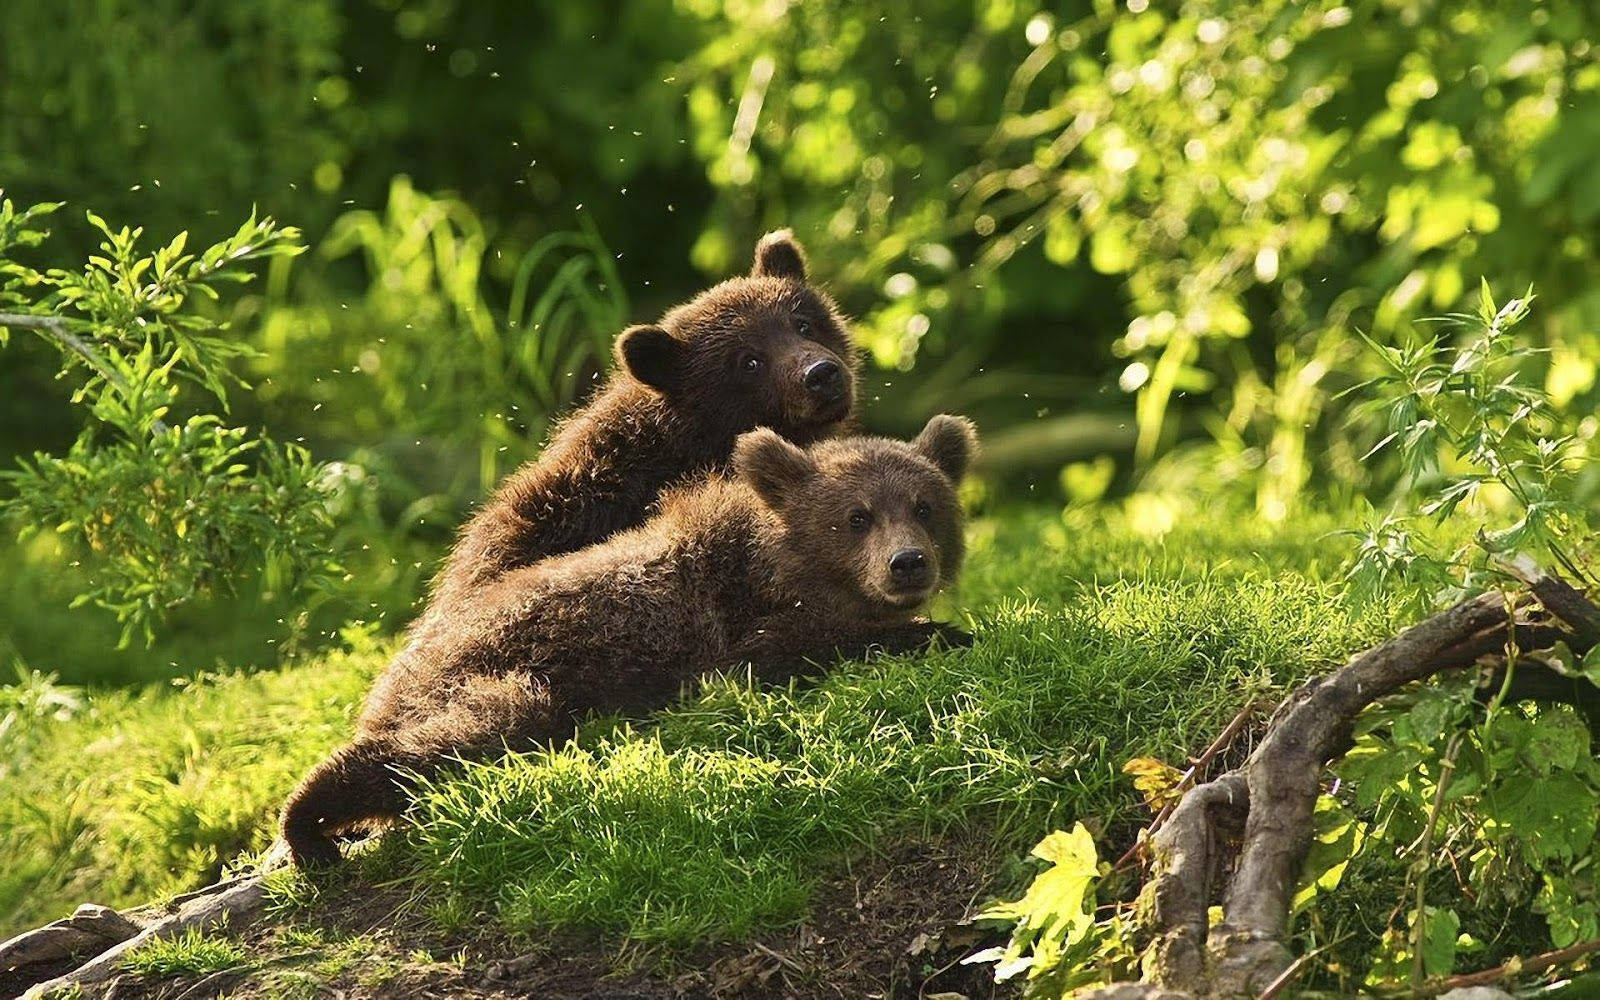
[847,509,871,532]
[794,315,812,337]
[741,354,765,375]
[914,501,932,522]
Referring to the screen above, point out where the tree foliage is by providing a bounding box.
[8,0,1600,503]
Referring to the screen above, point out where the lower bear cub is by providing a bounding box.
[281,415,978,866]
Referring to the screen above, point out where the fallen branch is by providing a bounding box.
[20,876,270,999]
[1080,564,1600,999]
[21,878,264,998]
[1420,936,1600,996]
[0,904,140,972]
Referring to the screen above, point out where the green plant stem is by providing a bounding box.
[1407,730,1465,988]
[0,311,169,433]
[1416,395,1592,590]
[1406,601,1523,988]
[1482,621,1520,731]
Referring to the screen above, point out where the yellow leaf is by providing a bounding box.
[1123,756,1185,813]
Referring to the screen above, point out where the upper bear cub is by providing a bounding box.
[429,229,856,612]
[281,415,978,867]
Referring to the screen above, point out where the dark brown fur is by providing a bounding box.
[428,230,857,612]
[281,417,978,866]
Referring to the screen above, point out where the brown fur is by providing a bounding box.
[428,230,858,612]
[280,416,979,867]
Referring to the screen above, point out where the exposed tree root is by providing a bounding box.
[0,905,140,975]
[1113,700,1266,872]
[9,844,289,999]
[1081,566,1600,999]
[18,877,267,999]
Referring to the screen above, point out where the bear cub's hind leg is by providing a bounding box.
[280,671,558,867]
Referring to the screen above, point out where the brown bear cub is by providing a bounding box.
[281,415,977,867]
[429,229,857,612]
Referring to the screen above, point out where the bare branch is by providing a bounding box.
[1421,936,1600,996]
[1116,699,1266,871]
[20,877,266,999]
[1502,552,1600,646]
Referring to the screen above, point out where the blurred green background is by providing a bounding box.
[4,0,1600,686]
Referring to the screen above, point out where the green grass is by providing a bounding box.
[0,630,384,934]
[1,503,1407,946]
[120,926,247,977]
[390,504,1407,945]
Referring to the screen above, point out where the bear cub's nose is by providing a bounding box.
[888,548,929,585]
[803,358,846,402]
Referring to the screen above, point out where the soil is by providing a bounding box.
[54,838,1023,1000]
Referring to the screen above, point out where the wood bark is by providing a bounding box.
[20,878,266,999]
[1082,567,1600,998]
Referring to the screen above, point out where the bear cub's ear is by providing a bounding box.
[913,414,978,483]
[751,229,808,282]
[734,428,816,508]
[616,325,683,393]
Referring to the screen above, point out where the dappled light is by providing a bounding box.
[3,1,1600,997]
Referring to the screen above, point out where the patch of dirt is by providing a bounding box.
[87,838,1022,1000]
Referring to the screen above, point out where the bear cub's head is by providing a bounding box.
[735,414,978,622]
[615,230,856,445]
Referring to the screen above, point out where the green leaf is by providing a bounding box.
[1418,906,1461,977]
[1527,711,1591,774]
[971,823,1103,983]
[1580,644,1600,686]
[1292,796,1366,916]
[1484,770,1598,864]
[1407,691,1464,745]
[1538,873,1600,948]
[1478,277,1497,327]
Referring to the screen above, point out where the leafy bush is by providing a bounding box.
[1348,283,1599,601]
[251,177,628,501]
[973,288,1600,994]
[9,0,1600,508]
[0,198,336,645]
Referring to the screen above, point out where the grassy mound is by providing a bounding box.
[0,634,384,935]
[0,505,1402,946]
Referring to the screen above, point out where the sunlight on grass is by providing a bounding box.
[0,631,386,934]
[393,506,1404,946]
[2,505,1407,945]
[120,926,246,977]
